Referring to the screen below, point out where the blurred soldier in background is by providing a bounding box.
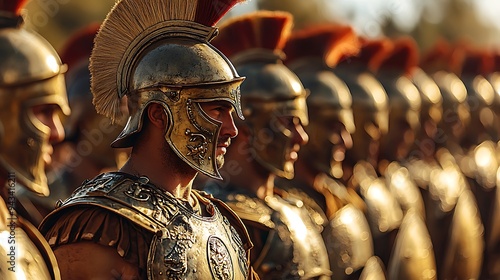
[206,10,332,279]
[485,50,500,279]
[420,40,484,280]
[36,23,128,218]
[451,44,499,280]
[373,37,437,279]
[0,0,69,278]
[39,0,260,279]
[281,24,385,279]
[19,23,129,221]
[333,38,404,269]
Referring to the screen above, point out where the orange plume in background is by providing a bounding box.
[195,0,246,26]
[0,0,28,15]
[59,23,100,70]
[421,38,466,75]
[459,45,494,77]
[375,36,419,76]
[212,10,293,59]
[284,24,360,68]
[342,37,394,72]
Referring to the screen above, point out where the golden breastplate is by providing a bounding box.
[50,172,249,280]
[220,190,331,279]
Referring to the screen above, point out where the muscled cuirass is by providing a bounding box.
[213,187,331,279]
[50,172,249,280]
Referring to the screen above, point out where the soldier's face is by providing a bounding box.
[31,103,65,166]
[276,115,309,167]
[199,101,238,168]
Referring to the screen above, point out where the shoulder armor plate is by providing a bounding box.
[324,204,374,279]
[387,210,437,280]
[42,172,250,280]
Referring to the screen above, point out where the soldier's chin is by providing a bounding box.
[216,155,225,169]
[43,153,52,166]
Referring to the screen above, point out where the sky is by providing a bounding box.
[22,0,500,50]
[229,0,500,38]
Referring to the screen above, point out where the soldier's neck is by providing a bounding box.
[293,159,319,188]
[226,159,275,200]
[120,150,196,201]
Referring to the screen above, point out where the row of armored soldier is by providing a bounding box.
[45,9,498,279]
[1,0,499,279]
[194,11,500,280]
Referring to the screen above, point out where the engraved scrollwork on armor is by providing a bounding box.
[224,216,249,276]
[71,176,114,198]
[125,182,179,221]
[124,176,152,201]
[162,216,196,279]
[230,87,241,108]
[185,99,214,164]
[208,236,234,280]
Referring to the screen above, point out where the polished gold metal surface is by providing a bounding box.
[324,204,374,279]
[359,256,387,280]
[387,209,437,280]
[0,20,70,196]
[235,56,308,179]
[223,190,332,279]
[384,162,425,218]
[40,172,250,280]
[353,162,403,238]
[0,197,60,280]
[334,68,389,164]
[441,189,484,280]
[211,11,309,180]
[289,56,355,179]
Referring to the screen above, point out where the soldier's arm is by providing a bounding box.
[53,241,141,280]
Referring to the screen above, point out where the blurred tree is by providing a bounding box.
[257,0,333,29]
[403,0,499,52]
[23,0,115,50]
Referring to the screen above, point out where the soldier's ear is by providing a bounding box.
[146,103,168,130]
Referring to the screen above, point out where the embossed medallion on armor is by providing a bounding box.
[208,236,234,280]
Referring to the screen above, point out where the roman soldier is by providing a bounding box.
[39,0,259,279]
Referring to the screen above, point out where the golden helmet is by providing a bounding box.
[333,38,391,164]
[284,24,360,179]
[421,40,470,143]
[0,1,70,195]
[90,0,246,179]
[374,37,422,161]
[458,46,497,143]
[212,11,308,179]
